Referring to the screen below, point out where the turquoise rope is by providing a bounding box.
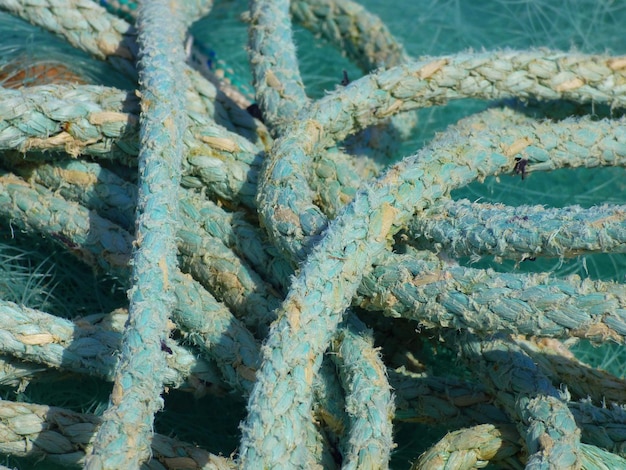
[460,333,584,469]
[11,157,292,295]
[250,0,417,172]
[243,66,624,466]
[290,0,409,71]
[0,84,358,211]
[3,1,626,467]
[247,0,308,136]
[329,314,395,469]
[0,400,236,469]
[0,299,222,391]
[97,0,257,101]
[15,159,138,232]
[11,81,624,466]
[0,172,133,278]
[513,337,626,405]
[0,0,261,135]
[0,169,263,394]
[6,86,626,271]
[2,170,626,464]
[84,1,189,467]
[12,159,626,410]
[6,161,626,353]
[0,0,139,79]
[357,251,626,343]
[391,367,626,456]
[177,218,283,333]
[257,52,626,261]
[97,0,214,27]
[411,423,522,469]
[245,1,396,466]
[0,84,261,207]
[242,53,626,467]
[2,156,398,464]
[409,198,626,260]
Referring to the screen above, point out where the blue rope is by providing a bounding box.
[1,1,626,468]
[84,0,189,467]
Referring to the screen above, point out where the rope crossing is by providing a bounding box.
[0,0,624,469]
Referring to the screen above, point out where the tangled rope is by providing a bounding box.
[0,0,625,469]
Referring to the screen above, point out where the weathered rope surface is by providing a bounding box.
[99,0,256,105]
[243,55,626,467]
[0,1,626,469]
[243,1,398,466]
[0,299,219,390]
[460,333,585,469]
[84,1,189,467]
[0,400,236,469]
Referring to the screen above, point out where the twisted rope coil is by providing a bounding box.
[0,0,624,469]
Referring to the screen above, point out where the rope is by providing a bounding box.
[0,400,235,469]
[0,0,625,468]
[0,300,223,390]
[460,333,584,468]
[84,1,189,466]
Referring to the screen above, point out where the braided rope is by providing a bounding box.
[0,168,263,391]
[329,314,395,468]
[98,0,256,104]
[1,0,626,468]
[25,149,626,348]
[83,1,190,467]
[0,0,260,135]
[411,423,521,469]
[290,0,409,71]
[242,50,626,468]
[7,160,623,460]
[258,54,626,259]
[357,251,626,342]
[460,333,584,468]
[0,400,235,469]
[409,198,626,260]
[0,300,222,390]
[245,1,399,465]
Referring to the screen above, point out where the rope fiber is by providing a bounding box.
[0,0,626,469]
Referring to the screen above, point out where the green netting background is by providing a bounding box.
[1,0,626,468]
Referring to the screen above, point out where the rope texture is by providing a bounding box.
[0,0,625,469]
[84,1,189,467]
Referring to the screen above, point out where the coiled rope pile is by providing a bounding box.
[0,0,625,469]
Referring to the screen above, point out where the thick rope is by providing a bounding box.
[84,1,189,467]
[1,1,626,468]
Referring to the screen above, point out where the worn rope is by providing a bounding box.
[19,150,626,348]
[408,198,626,260]
[98,0,256,105]
[0,400,236,469]
[257,55,626,260]
[6,162,623,458]
[0,170,263,392]
[84,1,189,467]
[460,333,584,469]
[411,423,522,469]
[1,1,626,468]
[242,54,626,465]
[0,299,219,390]
[244,1,398,467]
[0,0,258,136]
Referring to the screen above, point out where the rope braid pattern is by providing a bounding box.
[0,0,624,469]
[244,1,396,466]
[84,1,189,467]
